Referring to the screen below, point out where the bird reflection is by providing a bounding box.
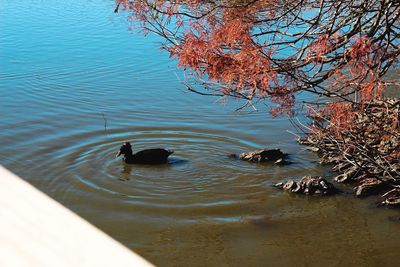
[118,164,133,181]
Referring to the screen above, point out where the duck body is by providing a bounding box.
[116,142,173,164]
[127,148,173,164]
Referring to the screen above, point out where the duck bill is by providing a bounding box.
[116,151,122,158]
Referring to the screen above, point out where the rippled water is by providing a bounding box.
[1,1,400,266]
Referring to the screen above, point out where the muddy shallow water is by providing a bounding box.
[1,1,399,266]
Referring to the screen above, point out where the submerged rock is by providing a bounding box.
[236,148,288,162]
[275,176,337,196]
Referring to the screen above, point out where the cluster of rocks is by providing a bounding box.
[275,176,337,196]
[232,149,339,196]
[230,148,289,165]
[298,98,399,206]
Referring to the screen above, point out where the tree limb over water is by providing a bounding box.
[116,0,399,114]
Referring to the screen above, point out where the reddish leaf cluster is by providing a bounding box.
[116,0,400,118]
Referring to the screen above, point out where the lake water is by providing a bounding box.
[1,1,399,266]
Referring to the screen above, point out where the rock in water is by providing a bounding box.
[239,148,288,162]
[275,176,337,196]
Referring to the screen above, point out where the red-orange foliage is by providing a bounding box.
[115,0,400,117]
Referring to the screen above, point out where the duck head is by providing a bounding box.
[116,142,133,158]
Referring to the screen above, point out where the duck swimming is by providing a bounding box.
[116,142,173,164]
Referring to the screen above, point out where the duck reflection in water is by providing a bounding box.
[120,164,133,177]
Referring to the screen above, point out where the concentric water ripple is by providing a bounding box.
[17,126,320,221]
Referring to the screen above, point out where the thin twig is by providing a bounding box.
[102,113,108,132]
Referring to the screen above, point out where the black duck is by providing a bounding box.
[116,142,173,164]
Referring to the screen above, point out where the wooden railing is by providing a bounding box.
[0,166,154,267]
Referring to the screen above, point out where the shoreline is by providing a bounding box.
[297,98,399,206]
